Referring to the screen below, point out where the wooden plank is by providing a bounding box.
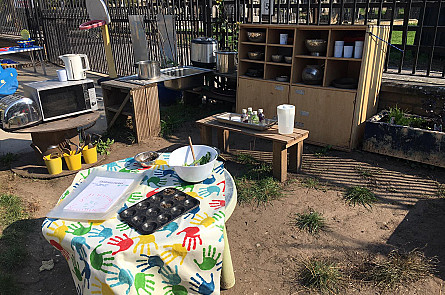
[146,84,161,136]
[272,141,287,182]
[200,125,212,145]
[289,141,303,172]
[108,92,131,131]
[196,117,308,146]
[101,79,141,91]
[217,129,230,153]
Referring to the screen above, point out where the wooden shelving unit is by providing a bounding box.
[237,24,390,150]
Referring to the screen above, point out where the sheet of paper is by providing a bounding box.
[64,176,134,213]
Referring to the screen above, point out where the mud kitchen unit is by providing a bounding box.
[101,66,212,142]
[237,24,389,150]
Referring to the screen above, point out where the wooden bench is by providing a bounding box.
[196,115,309,182]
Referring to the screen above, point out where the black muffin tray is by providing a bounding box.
[119,188,200,235]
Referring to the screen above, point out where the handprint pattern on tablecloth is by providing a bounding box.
[190,273,215,295]
[50,239,70,261]
[42,154,226,295]
[106,265,134,295]
[177,227,202,251]
[193,246,222,271]
[132,234,158,255]
[134,273,155,295]
[137,254,164,272]
[88,225,113,243]
[108,233,134,255]
[161,244,188,265]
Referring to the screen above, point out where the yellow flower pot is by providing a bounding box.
[82,145,97,164]
[43,155,62,175]
[63,151,82,171]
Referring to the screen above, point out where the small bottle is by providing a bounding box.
[258,108,265,124]
[247,107,253,123]
[241,109,248,123]
[251,111,260,124]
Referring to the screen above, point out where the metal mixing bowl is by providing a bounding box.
[305,39,327,55]
[271,54,283,62]
[247,51,265,60]
[284,56,292,64]
[247,32,266,43]
[134,151,159,167]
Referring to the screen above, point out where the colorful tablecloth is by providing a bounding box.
[42,153,227,295]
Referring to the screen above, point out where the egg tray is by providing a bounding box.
[119,188,200,235]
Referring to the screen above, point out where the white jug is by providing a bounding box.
[59,54,90,80]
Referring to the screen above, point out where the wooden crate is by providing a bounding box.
[101,80,161,143]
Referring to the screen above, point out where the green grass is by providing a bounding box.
[0,153,18,167]
[390,31,416,46]
[314,145,332,157]
[363,249,434,289]
[0,194,31,294]
[343,186,377,209]
[0,194,29,228]
[354,166,381,179]
[300,258,342,294]
[300,177,326,191]
[294,209,326,235]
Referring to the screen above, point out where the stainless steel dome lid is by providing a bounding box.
[0,94,42,131]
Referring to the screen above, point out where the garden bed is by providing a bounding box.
[363,110,445,168]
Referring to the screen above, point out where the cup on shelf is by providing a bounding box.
[279,34,288,45]
[343,45,354,58]
[334,41,344,58]
[57,69,67,82]
[277,104,295,135]
[354,41,364,59]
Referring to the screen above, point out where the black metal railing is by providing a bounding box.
[1,0,444,78]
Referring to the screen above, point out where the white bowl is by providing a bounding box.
[168,145,218,183]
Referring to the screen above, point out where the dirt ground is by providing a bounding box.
[2,117,445,295]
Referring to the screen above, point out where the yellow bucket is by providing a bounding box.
[63,151,82,171]
[82,145,97,164]
[43,155,62,175]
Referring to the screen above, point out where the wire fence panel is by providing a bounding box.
[0,0,443,78]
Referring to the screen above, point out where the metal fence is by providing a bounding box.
[1,0,444,78]
[0,0,30,36]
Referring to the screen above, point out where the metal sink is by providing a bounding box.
[161,66,212,91]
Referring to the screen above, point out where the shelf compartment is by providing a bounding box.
[239,44,266,61]
[328,29,366,58]
[265,46,293,63]
[265,64,291,82]
[292,57,326,85]
[238,61,265,79]
[295,29,330,56]
[324,59,361,89]
[240,27,267,43]
[267,28,295,46]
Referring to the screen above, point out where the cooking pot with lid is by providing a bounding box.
[135,60,161,80]
[216,51,237,74]
[191,37,218,68]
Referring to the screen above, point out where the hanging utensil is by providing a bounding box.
[68,139,81,155]
[30,143,43,156]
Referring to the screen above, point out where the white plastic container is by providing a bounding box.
[354,41,364,59]
[168,145,218,183]
[57,69,68,82]
[280,34,288,45]
[277,104,295,135]
[343,45,354,58]
[334,41,344,58]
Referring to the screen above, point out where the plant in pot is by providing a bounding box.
[363,104,445,168]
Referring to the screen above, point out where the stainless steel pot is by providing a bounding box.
[216,51,237,74]
[0,94,42,131]
[136,60,161,80]
[191,37,218,68]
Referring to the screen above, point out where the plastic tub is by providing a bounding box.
[277,104,295,135]
[43,155,62,175]
[82,146,97,164]
[63,151,82,170]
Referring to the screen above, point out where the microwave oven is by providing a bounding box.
[23,79,98,122]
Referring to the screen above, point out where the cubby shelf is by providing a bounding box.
[237,24,390,150]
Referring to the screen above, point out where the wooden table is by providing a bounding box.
[101,79,160,143]
[14,111,100,153]
[196,115,309,182]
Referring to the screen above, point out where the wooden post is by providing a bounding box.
[272,141,287,182]
[200,125,212,146]
[217,129,230,153]
[101,24,117,78]
[289,141,303,172]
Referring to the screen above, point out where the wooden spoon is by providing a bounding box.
[188,136,197,166]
